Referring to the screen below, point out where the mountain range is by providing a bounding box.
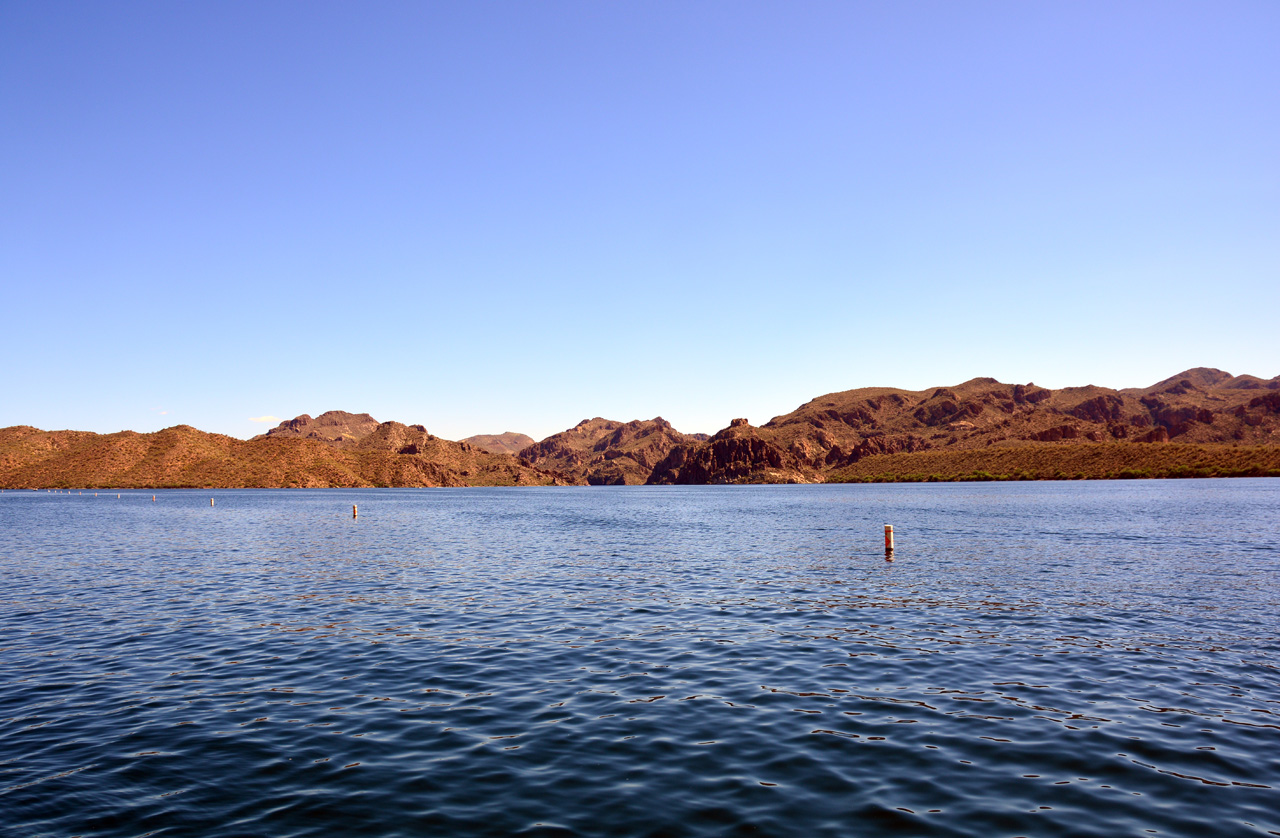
[3,368,1277,489]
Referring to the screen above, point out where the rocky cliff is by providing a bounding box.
[256,411,381,449]
[519,417,701,485]
[647,369,1280,484]
[647,418,814,484]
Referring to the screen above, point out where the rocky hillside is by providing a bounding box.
[4,368,1277,488]
[256,410,380,449]
[646,418,809,485]
[462,432,536,455]
[519,417,702,485]
[648,368,1280,484]
[1124,368,1280,395]
[0,424,561,489]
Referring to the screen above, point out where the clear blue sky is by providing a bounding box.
[2,1,1276,441]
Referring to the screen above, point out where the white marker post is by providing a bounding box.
[211,498,215,507]
[353,504,358,519]
[884,524,895,555]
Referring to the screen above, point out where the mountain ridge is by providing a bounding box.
[647,368,1279,484]
[4,368,1277,488]
[461,432,537,456]
[517,417,701,485]
[0,422,561,489]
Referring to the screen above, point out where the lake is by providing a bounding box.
[1,481,1277,837]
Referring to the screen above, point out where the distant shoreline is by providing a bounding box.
[5,367,1279,489]
[7,455,1278,493]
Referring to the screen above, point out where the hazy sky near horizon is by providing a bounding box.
[2,2,1277,441]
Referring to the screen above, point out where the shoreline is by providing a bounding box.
[6,471,1278,492]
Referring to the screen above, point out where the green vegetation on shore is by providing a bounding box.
[826,443,1280,483]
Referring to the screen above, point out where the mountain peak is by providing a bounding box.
[257,410,382,448]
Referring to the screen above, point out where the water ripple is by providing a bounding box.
[1,481,1278,837]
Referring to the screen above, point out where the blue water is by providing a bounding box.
[1,481,1277,837]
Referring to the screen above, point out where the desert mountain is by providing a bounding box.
[462,432,536,456]
[0,422,561,489]
[256,411,381,449]
[647,418,810,485]
[3,369,1277,489]
[519,417,701,485]
[648,369,1280,484]
[260,415,537,457]
[1126,367,1280,395]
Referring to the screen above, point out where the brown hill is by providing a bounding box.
[1221,374,1280,390]
[1125,367,1280,395]
[256,410,381,449]
[6,369,1277,489]
[647,418,814,484]
[0,424,562,489]
[648,369,1280,484]
[519,417,701,485]
[462,432,536,455]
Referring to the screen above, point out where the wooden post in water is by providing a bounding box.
[211,498,215,507]
[353,504,358,519]
[152,495,156,502]
[884,524,894,555]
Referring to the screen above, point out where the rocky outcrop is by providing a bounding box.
[1156,379,1200,397]
[1027,425,1081,442]
[1070,395,1125,424]
[1249,393,1280,414]
[1013,384,1053,404]
[1136,427,1171,444]
[354,421,436,454]
[1138,397,1214,437]
[462,432,536,456]
[822,433,931,467]
[647,420,815,484]
[519,417,701,485]
[258,411,381,449]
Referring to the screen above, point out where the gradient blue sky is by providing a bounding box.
[3,1,1277,441]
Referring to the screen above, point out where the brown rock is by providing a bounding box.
[1070,395,1125,424]
[462,432,536,456]
[647,420,814,484]
[0,422,559,489]
[258,411,381,449]
[520,417,701,485]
